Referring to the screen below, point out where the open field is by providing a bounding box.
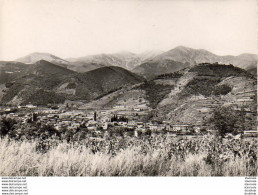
[0,135,257,176]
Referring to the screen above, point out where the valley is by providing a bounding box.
[0,46,257,177]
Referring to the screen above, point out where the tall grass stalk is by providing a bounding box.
[0,138,256,176]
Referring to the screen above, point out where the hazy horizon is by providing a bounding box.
[1,0,257,61]
[9,45,258,62]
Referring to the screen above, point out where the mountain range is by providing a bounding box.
[132,46,257,78]
[13,46,257,79]
[0,46,256,108]
[66,50,163,72]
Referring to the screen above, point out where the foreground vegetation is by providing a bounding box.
[0,134,256,176]
[0,103,256,176]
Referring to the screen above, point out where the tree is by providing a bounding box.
[0,117,17,137]
[208,106,244,137]
[94,112,97,121]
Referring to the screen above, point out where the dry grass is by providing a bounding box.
[0,137,257,176]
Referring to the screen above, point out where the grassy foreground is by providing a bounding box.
[0,135,257,176]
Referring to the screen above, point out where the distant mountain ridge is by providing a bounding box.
[67,50,163,71]
[151,46,258,67]
[11,46,258,79]
[16,52,70,67]
[132,46,257,79]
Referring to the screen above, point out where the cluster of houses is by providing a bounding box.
[38,110,202,134]
[0,104,203,136]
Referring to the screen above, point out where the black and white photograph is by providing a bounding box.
[0,0,257,182]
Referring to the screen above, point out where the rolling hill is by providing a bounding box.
[132,59,189,79]
[0,60,75,105]
[153,64,257,129]
[0,61,144,105]
[57,66,145,101]
[90,63,256,129]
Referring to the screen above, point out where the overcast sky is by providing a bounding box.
[0,0,257,60]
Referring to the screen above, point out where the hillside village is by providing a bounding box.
[0,103,199,136]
